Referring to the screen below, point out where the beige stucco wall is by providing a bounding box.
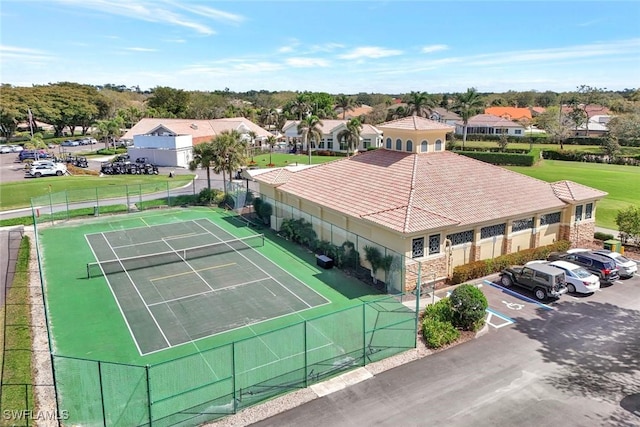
[381,128,449,153]
[510,231,533,253]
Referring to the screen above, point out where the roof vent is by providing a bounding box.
[190,124,198,130]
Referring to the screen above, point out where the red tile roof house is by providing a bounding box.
[254,116,606,293]
[282,120,383,154]
[121,118,272,168]
[484,106,533,123]
[455,114,527,137]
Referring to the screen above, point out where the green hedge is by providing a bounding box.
[421,318,460,349]
[448,240,571,285]
[458,150,536,166]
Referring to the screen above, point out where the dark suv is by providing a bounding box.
[548,252,620,284]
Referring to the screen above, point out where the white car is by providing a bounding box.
[26,163,67,178]
[547,260,600,294]
[593,250,638,278]
[526,259,600,294]
[0,145,13,154]
[9,144,24,152]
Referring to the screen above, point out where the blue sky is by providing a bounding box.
[1,1,639,94]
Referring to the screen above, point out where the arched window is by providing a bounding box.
[396,139,402,150]
[421,140,428,152]
[406,140,413,152]
[386,138,392,149]
[435,139,443,151]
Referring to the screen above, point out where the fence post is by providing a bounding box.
[65,190,70,220]
[231,343,237,414]
[362,303,366,366]
[48,190,54,225]
[25,385,30,427]
[303,321,308,388]
[98,361,107,427]
[146,365,152,426]
[167,181,171,207]
[126,184,130,212]
[138,184,143,209]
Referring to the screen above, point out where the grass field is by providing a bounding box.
[250,151,342,167]
[457,140,640,156]
[505,160,640,229]
[0,174,194,210]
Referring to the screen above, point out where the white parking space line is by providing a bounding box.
[485,308,515,329]
[615,280,624,284]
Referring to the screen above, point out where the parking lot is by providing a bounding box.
[0,144,93,182]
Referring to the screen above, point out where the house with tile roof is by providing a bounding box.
[455,114,526,137]
[485,107,533,123]
[120,118,271,167]
[253,116,606,293]
[429,107,461,126]
[282,119,383,154]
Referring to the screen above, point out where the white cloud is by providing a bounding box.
[309,42,344,53]
[421,44,448,54]
[168,2,245,24]
[286,57,330,68]
[0,45,53,62]
[339,46,403,60]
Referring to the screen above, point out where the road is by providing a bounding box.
[249,272,640,427]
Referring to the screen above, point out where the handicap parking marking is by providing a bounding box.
[482,280,554,311]
[485,308,515,329]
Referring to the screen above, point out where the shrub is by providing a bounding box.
[257,201,273,224]
[196,188,217,205]
[423,298,454,323]
[422,318,460,349]
[218,193,235,209]
[458,151,535,166]
[450,285,488,331]
[594,231,615,241]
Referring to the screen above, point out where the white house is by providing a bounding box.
[120,118,272,168]
[455,114,526,137]
[282,119,383,154]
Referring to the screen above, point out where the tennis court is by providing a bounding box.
[85,218,329,355]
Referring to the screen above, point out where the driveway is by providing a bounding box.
[247,270,640,427]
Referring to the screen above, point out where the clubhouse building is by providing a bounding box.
[253,116,607,293]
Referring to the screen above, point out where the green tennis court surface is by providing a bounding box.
[85,218,329,355]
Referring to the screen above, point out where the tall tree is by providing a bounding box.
[297,115,324,165]
[211,130,247,196]
[266,135,277,165]
[189,142,216,192]
[453,88,485,150]
[337,118,363,157]
[534,106,573,149]
[335,94,356,119]
[94,116,124,149]
[405,91,435,117]
[147,86,190,117]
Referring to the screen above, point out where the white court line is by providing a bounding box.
[98,232,172,349]
[147,277,273,307]
[161,237,216,293]
[193,219,325,309]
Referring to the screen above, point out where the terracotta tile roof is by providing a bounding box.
[485,107,532,120]
[378,116,455,131]
[254,150,589,234]
[551,181,607,202]
[336,104,373,118]
[121,118,271,141]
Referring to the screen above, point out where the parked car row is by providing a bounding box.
[499,248,637,301]
[1,144,24,153]
[24,160,68,178]
[61,137,97,147]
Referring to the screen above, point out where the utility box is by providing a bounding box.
[603,239,622,253]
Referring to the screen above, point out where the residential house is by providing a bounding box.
[253,115,606,293]
[574,115,613,137]
[455,114,526,137]
[484,107,533,123]
[120,118,271,168]
[282,119,383,154]
[429,107,461,126]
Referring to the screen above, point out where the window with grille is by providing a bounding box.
[575,205,583,222]
[421,140,428,152]
[363,139,371,149]
[406,140,413,152]
[435,139,443,151]
[512,217,533,232]
[396,139,402,150]
[540,212,561,225]
[386,138,392,149]
[585,203,593,219]
[446,230,473,246]
[481,223,506,239]
[412,238,424,258]
[428,234,441,254]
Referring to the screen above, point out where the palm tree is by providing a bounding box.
[94,117,124,149]
[453,88,485,150]
[297,115,323,165]
[189,142,216,192]
[406,91,435,117]
[335,94,355,119]
[248,130,258,163]
[211,130,247,196]
[266,135,277,165]
[291,95,311,120]
[336,118,362,157]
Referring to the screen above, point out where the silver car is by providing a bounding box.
[593,250,638,278]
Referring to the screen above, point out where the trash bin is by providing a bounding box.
[603,239,621,253]
[93,206,99,216]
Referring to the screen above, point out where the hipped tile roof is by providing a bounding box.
[255,150,607,234]
[121,118,271,141]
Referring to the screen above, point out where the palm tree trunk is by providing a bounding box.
[307,138,312,165]
[206,167,211,191]
[462,123,468,150]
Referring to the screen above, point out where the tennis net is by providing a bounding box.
[87,234,264,278]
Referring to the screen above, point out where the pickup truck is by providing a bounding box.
[498,263,568,301]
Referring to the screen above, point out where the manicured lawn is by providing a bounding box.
[250,151,344,167]
[505,160,640,229]
[0,175,194,210]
